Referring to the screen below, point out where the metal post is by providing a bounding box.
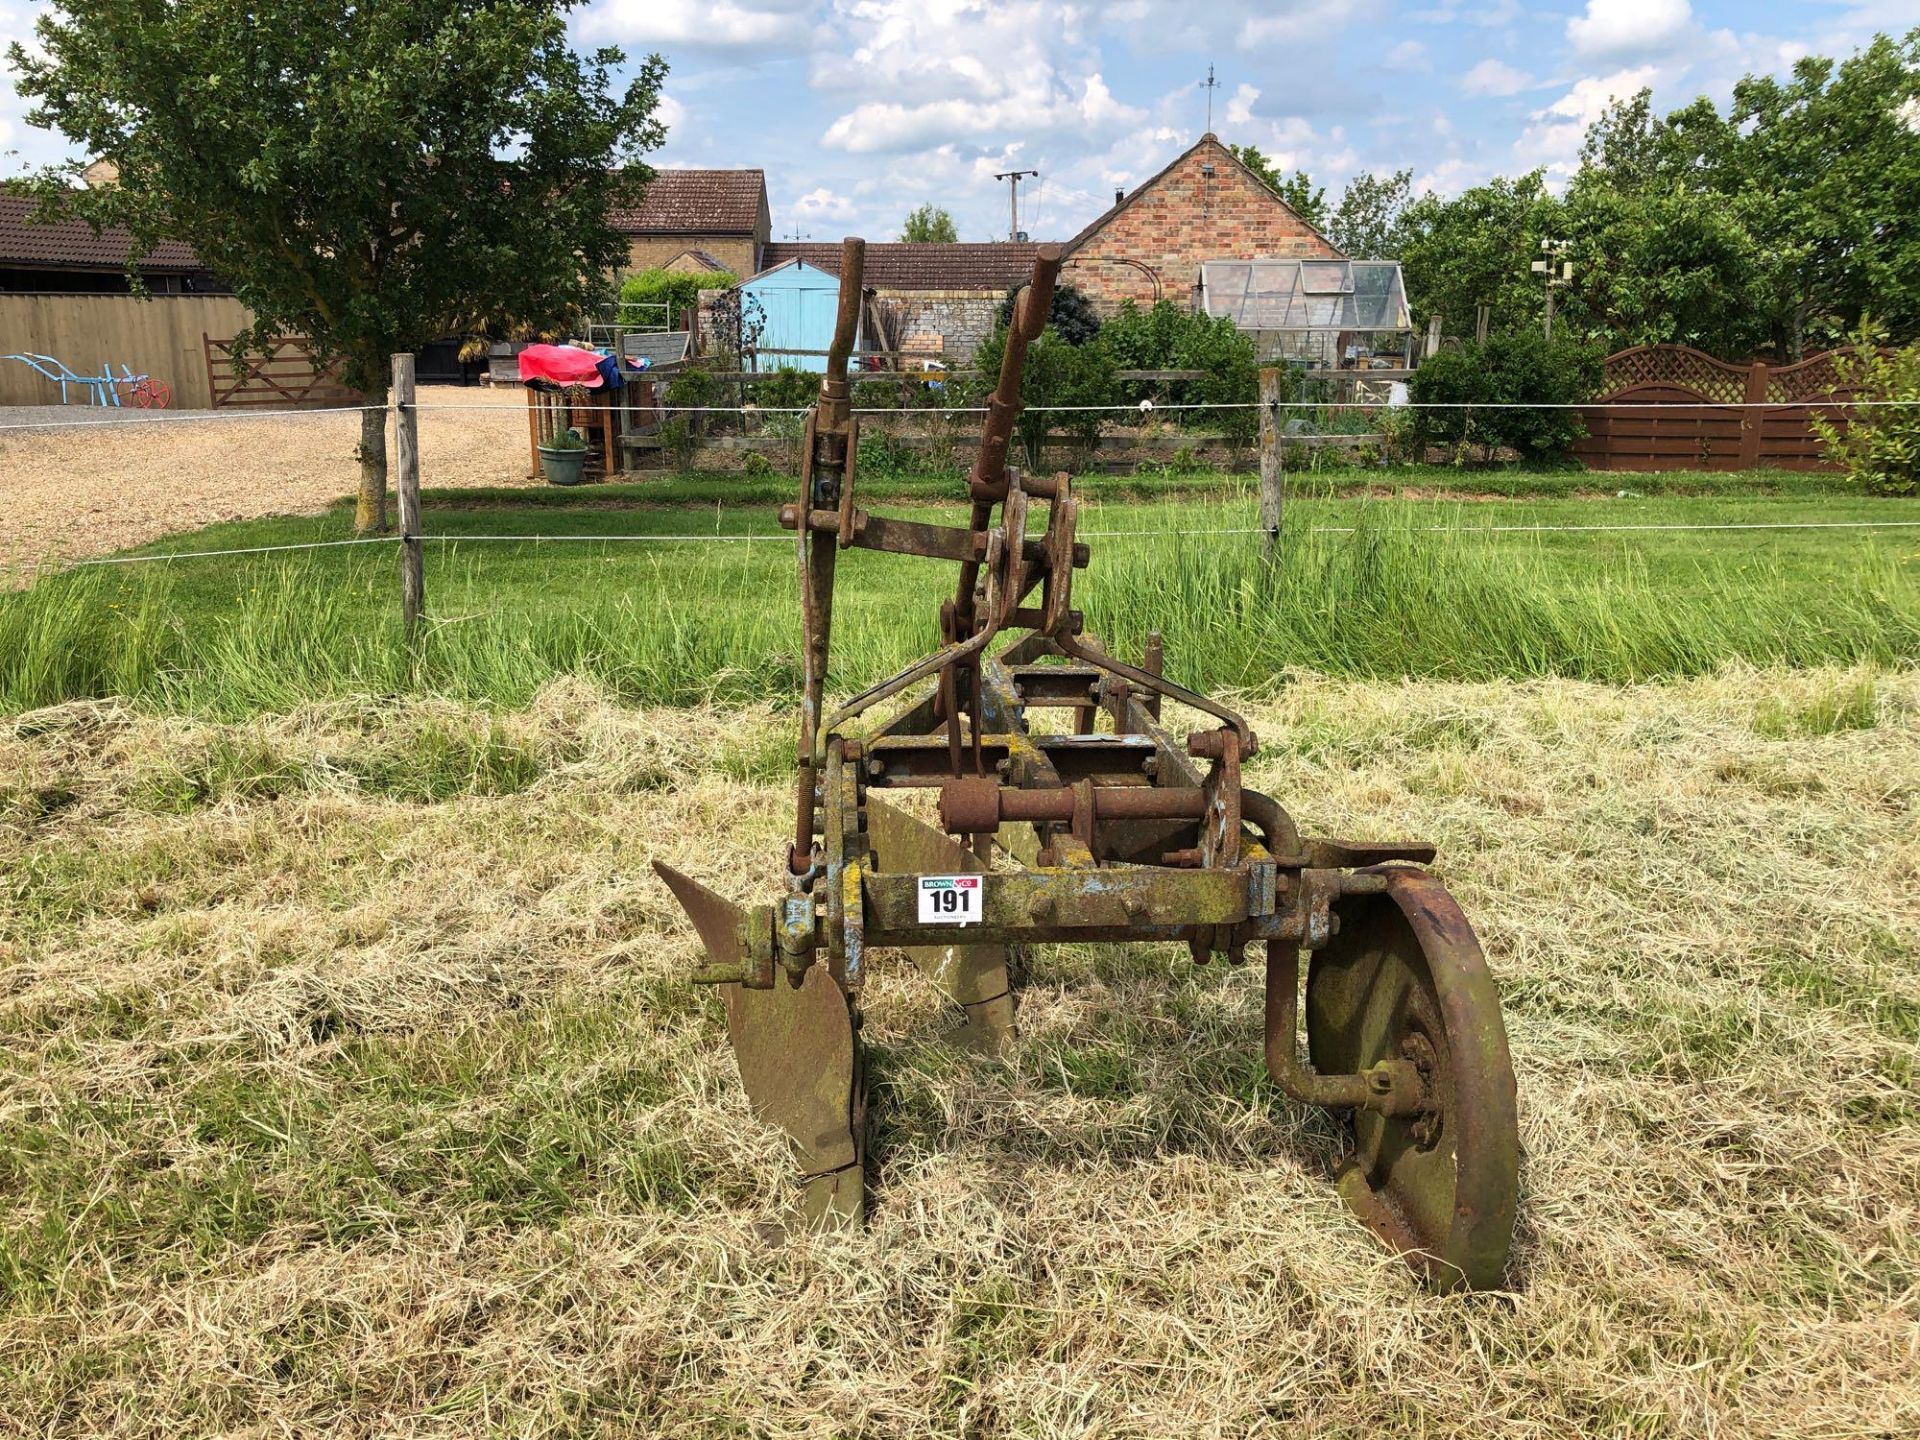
[391,352,423,642]
[1259,366,1283,571]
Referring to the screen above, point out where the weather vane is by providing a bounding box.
[1201,64,1221,133]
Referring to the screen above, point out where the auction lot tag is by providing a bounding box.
[917,874,983,926]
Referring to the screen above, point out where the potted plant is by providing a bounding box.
[538,426,590,486]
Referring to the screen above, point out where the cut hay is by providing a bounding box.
[1,668,1916,1436]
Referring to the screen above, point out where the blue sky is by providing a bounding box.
[3,1,1915,243]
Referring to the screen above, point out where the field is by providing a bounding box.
[1,670,1916,1436]
[2,433,1919,1435]
[2,477,1917,716]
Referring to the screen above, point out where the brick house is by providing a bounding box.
[613,169,771,279]
[1060,133,1342,311]
[749,241,1042,363]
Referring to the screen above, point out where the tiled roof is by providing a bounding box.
[0,196,203,273]
[758,242,1045,292]
[612,169,766,234]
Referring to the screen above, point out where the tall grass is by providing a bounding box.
[2,509,1916,717]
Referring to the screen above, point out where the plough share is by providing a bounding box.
[656,239,1520,1290]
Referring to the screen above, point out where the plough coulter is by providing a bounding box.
[655,239,1520,1290]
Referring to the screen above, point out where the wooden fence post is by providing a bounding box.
[1258,366,1283,570]
[391,352,424,642]
[1738,360,1769,470]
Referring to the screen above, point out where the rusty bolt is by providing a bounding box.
[1029,893,1056,922]
[1122,895,1147,922]
[1186,730,1230,761]
[866,757,886,777]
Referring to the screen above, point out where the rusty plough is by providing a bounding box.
[656,239,1519,1289]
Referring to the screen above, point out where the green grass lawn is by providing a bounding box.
[3,468,1916,716]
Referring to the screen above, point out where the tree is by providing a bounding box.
[1556,173,1765,354]
[1708,32,1920,356]
[899,204,958,243]
[1228,143,1328,230]
[8,0,666,533]
[1328,169,1413,258]
[1397,171,1562,336]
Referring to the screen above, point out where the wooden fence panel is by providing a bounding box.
[0,293,252,408]
[1574,344,1871,473]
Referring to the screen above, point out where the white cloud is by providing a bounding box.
[1385,41,1431,73]
[1461,59,1532,97]
[579,0,816,51]
[1899,96,1920,136]
[1517,66,1660,178]
[655,93,689,138]
[1225,83,1260,126]
[1238,0,1364,48]
[1407,0,1520,24]
[813,3,1141,156]
[1566,0,1693,61]
[791,186,855,222]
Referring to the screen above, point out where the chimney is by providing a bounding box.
[1114,187,1125,205]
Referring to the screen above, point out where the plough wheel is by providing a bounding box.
[653,862,864,1231]
[1305,868,1518,1290]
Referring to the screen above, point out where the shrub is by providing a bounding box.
[750,366,819,413]
[1812,333,1920,497]
[663,366,721,410]
[1408,332,1603,463]
[969,324,1116,469]
[995,281,1102,346]
[618,268,736,331]
[1095,301,1264,445]
[657,416,695,466]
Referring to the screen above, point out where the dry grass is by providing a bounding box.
[0,387,533,579]
[1,668,1916,1437]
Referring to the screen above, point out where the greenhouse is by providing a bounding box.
[1197,258,1413,367]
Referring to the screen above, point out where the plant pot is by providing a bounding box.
[539,445,588,486]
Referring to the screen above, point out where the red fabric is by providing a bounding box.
[517,343,606,388]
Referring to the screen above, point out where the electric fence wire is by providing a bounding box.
[60,516,1920,569]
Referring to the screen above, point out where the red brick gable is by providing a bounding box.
[1060,134,1341,310]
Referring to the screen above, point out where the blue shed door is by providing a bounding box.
[746,263,853,373]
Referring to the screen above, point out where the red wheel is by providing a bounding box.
[133,378,172,409]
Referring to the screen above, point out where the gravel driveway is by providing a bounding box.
[0,386,540,582]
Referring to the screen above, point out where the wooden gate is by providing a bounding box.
[1573,345,1870,472]
[203,334,361,408]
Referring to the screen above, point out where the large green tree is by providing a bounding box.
[1388,30,1919,359]
[1704,33,1920,356]
[899,203,958,243]
[8,0,667,532]
[1397,171,1561,336]
[1327,168,1413,259]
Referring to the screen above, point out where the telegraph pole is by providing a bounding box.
[994,169,1039,242]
